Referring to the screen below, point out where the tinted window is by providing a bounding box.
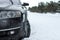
[0,0,21,5]
[12,0,21,5]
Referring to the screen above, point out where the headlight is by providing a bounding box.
[0,11,21,19]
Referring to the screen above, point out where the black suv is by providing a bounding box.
[0,0,30,40]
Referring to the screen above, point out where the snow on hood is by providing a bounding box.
[0,4,27,13]
[0,4,10,9]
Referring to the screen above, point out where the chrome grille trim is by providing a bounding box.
[0,27,20,31]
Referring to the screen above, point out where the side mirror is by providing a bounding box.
[22,3,29,6]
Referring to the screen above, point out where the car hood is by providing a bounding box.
[0,4,27,13]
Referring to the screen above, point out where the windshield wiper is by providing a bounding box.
[9,0,13,5]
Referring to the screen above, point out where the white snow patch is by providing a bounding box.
[24,11,60,40]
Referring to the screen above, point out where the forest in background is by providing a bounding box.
[28,1,60,13]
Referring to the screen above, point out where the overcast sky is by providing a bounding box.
[21,0,59,7]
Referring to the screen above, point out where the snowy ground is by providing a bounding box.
[24,11,60,40]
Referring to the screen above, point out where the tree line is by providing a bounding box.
[29,1,60,13]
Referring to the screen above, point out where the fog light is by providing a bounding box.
[10,31,15,35]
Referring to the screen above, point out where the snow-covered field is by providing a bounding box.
[24,11,60,40]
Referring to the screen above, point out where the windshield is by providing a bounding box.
[0,0,21,5]
[0,0,11,4]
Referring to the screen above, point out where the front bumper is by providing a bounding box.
[0,35,19,40]
[0,26,24,40]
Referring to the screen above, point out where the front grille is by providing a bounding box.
[9,17,22,28]
[0,13,23,30]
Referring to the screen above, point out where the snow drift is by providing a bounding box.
[24,11,60,40]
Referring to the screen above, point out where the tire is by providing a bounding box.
[22,20,30,38]
[26,20,30,37]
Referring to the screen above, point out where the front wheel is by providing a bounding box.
[18,20,30,40]
[23,20,31,38]
[26,20,30,37]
